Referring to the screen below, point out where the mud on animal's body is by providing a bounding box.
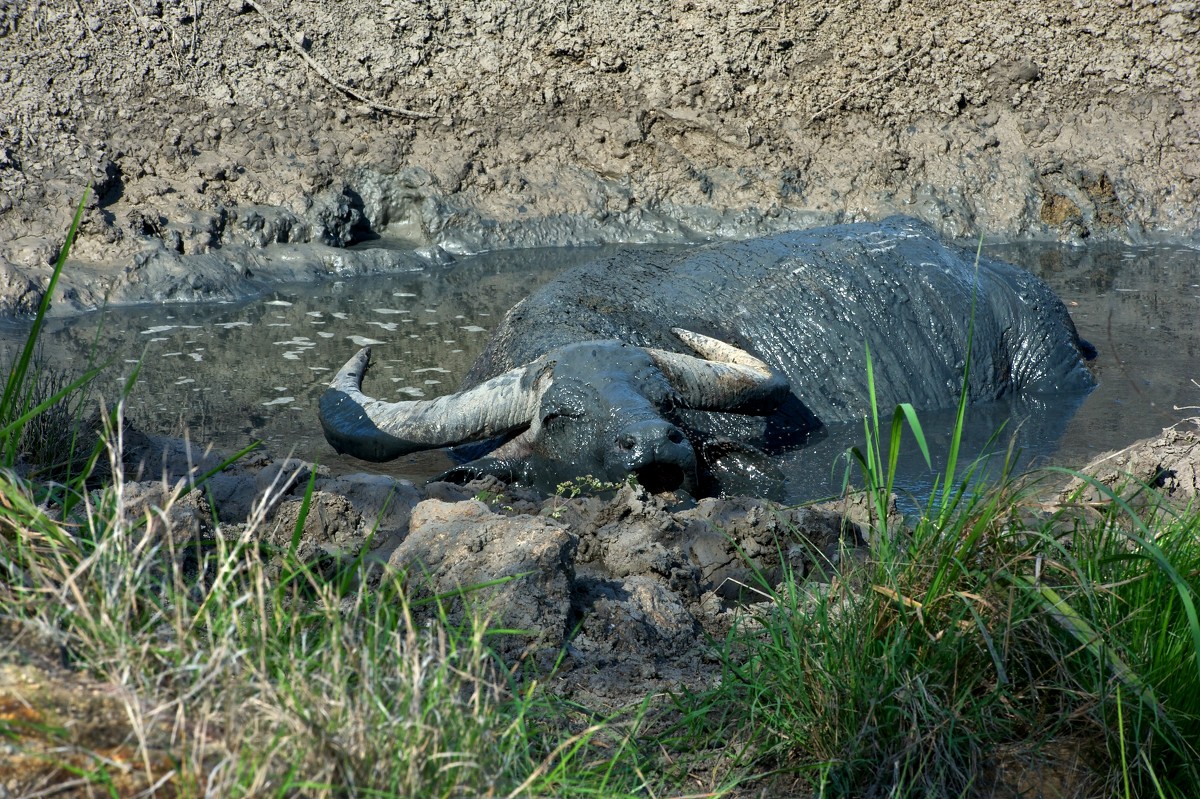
[319,216,1096,497]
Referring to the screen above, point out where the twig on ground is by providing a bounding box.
[72,0,101,47]
[808,48,925,124]
[191,0,200,60]
[245,0,436,119]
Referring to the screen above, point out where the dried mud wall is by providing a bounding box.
[0,0,1197,312]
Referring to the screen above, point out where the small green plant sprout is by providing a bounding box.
[473,487,505,504]
[553,473,637,499]
[547,473,640,519]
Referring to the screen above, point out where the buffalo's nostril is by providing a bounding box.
[618,421,688,452]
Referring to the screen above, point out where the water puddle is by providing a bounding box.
[3,246,611,481]
[3,240,1197,503]
[990,241,1200,461]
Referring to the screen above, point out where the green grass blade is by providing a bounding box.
[939,235,984,519]
[289,464,320,557]
[865,341,880,440]
[894,402,932,470]
[0,190,90,428]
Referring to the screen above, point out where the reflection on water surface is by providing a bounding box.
[4,240,1197,503]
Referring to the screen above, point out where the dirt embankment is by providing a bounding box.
[0,0,1197,313]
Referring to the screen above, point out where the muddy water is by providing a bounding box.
[990,241,1200,461]
[4,241,1197,503]
[5,246,614,481]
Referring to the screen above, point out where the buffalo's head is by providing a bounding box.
[319,329,789,495]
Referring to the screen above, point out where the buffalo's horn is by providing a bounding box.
[319,347,547,462]
[647,328,790,414]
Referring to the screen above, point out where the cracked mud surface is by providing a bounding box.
[1,0,1197,313]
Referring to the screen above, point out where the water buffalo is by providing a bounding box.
[319,216,1095,496]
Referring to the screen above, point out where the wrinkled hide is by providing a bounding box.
[321,216,1095,496]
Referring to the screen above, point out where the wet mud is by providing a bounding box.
[0,0,1197,314]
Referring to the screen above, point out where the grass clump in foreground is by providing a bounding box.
[677,464,1200,797]
[670,351,1200,797]
[1,464,664,796]
[2,197,1198,797]
[1,462,650,796]
[0,195,659,797]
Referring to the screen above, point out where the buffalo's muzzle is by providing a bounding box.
[615,419,697,493]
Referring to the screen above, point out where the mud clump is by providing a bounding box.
[372,480,859,697]
[388,499,577,665]
[1039,193,1082,228]
[1064,417,1200,507]
[1,1,1197,313]
[113,437,865,697]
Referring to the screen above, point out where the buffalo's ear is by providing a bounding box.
[431,457,520,486]
[699,438,786,501]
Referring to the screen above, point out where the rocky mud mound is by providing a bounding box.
[1064,416,1200,507]
[1,0,1197,312]
[388,481,863,696]
[113,430,866,702]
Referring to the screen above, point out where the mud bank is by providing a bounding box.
[1,0,1197,313]
[104,415,1197,704]
[119,425,864,692]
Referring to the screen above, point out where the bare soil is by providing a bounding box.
[1,0,1197,313]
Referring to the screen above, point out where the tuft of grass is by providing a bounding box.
[674,441,1200,795]
[3,427,685,796]
[0,194,669,797]
[1011,473,1200,796]
[0,192,103,467]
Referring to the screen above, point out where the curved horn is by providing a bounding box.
[647,329,790,414]
[319,347,548,462]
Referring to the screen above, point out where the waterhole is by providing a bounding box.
[3,241,1197,503]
